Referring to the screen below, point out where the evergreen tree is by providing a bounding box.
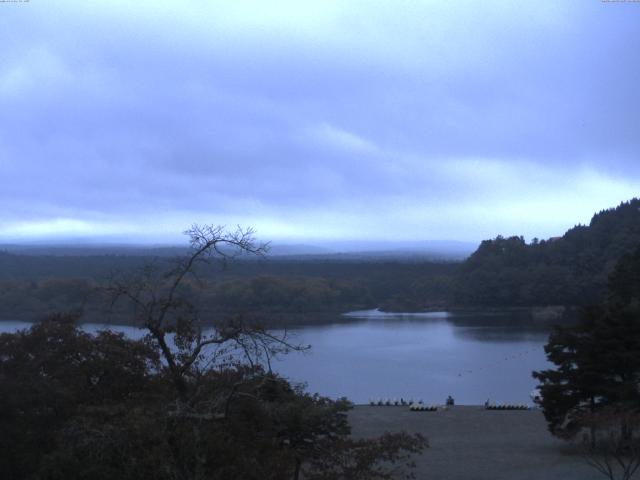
[532,306,605,439]
[456,198,640,307]
[533,244,640,441]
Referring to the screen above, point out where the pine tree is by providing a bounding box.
[533,245,640,441]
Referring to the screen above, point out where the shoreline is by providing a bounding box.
[0,305,576,330]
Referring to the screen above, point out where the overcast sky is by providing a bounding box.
[1,1,639,245]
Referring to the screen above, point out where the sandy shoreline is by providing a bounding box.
[348,405,603,480]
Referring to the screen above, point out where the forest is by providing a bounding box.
[454,198,640,307]
[0,199,639,325]
[2,201,640,478]
[0,227,426,479]
[0,253,456,326]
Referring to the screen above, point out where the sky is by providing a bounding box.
[1,0,639,245]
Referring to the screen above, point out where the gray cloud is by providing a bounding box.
[1,0,639,243]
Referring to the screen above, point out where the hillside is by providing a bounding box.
[453,198,640,307]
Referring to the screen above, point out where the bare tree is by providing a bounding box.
[103,225,426,480]
[108,224,306,407]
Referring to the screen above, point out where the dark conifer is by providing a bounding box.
[533,244,640,442]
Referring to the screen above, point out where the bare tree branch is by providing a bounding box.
[106,224,302,408]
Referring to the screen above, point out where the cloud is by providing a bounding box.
[306,123,379,154]
[0,1,639,243]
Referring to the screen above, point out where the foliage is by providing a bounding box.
[579,408,640,480]
[533,244,640,442]
[0,225,427,479]
[0,257,456,324]
[455,198,640,307]
[0,314,160,479]
[3,198,640,318]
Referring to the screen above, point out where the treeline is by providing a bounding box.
[1,227,428,479]
[0,255,457,325]
[3,198,639,321]
[454,198,640,307]
[533,244,640,454]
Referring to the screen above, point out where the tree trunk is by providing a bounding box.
[590,396,597,449]
[293,457,302,480]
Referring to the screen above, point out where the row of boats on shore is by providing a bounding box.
[368,390,542,410]
[367,399,440,411]
[369,398,421,406]
[368,398,533,411]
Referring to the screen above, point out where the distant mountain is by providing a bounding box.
[0,240,476,261]
[263,244,333,256]
[268,240,476,260]
[0,244,189,257]
[454,198,640,307]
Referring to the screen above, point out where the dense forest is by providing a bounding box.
[533,243,640,441]
[1,199,639,324]
[454,198,640,307]
[0,252,456,325]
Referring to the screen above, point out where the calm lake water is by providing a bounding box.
[0,310,552,405]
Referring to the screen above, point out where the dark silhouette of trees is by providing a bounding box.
[0,253,456,323]
[0,313,159,479]
[106,225,298,401]
[1,225,426,479]
[455,198,640,307]
[533,244,640,448]
[579,408,640,480]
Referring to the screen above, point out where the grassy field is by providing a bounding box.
[349,406,606,480]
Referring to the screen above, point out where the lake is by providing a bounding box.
[0,310,552,405]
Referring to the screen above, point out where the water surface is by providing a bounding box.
[274,310,550,405]
[0,310,552,405]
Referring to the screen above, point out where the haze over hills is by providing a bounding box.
[0,239,477,261]
[0,198,639,323]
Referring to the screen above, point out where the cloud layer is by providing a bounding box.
[1,1,639,243]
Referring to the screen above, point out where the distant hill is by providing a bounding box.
[307,240,476,260]
[0,244,189,257]
[453,198,640,307]
[0,240,475,261]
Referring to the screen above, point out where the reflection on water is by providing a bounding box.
[0,310,554,405]
[345,309,552,342]
[273,310,553,404]
[454,326,549,343]
[344,309,451,319]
